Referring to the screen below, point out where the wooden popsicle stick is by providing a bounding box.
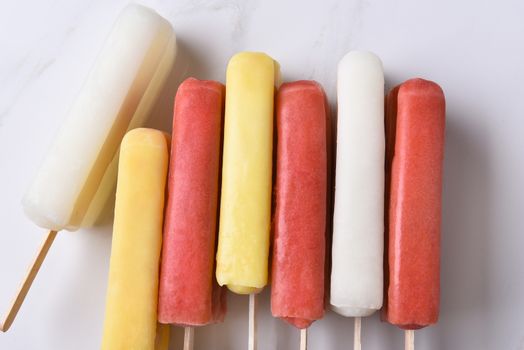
[183,326,194,350]
[248,293,257,350]
[299,328,308,350]
[354,317,361,350]
[1,230,58,332]
[405,330,414,350]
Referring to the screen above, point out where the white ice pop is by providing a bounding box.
[330,51,385,317]
[22,4,176,231]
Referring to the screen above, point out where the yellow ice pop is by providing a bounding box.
[101,128,169,350]
[154,323,171,350]
[216,52,280,294]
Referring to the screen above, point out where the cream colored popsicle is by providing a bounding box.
[23,4,176,231]
[330,51,385,317]
[101,128,169,350]
[215,52,280,295]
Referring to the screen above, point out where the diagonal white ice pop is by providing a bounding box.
[330,51,385,349]
[1,4,176,332]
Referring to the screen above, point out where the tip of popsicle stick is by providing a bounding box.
[0,230,58,333]
[300,328,308,350]
[1,310,16,332]
[0,295,15,332]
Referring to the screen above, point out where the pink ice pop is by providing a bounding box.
[383,78,445,329]
[158,78,226,326]
[271,81,328,329]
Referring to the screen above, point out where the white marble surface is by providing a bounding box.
[1,0,524,349]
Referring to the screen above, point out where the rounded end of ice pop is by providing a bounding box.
[122,3,169,25]
[228,51,273,65]
[397,323,427,330]
[120,3,177,49]
[21,197,68,232]
[227,285,262,295]
[382,310,437,330]
[177,77,224,94]
[281,317,313,329]
[399,78,445,100]
[227,52,280,87]
[330,304,378,318]
[278,80,325,95]
[338,50,384,74]
[122,128,169,149]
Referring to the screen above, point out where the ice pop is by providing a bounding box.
[22,4,176,231]
[271,81,328,329]
[158,78,226,326]
[330,51,385,317]
[215,52,280,295]
[383,78,445,330]
[101,128,169,349]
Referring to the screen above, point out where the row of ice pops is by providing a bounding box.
[9,1,444,342]
[100,51,445,348]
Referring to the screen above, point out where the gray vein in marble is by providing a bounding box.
[0,58,56,125]
[168,0,258,52]
[227,0,258,50]
[0,0,96,127]
[304,0,368,101]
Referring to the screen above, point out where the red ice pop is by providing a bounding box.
[158,78,226,326]
[271,81,328,329]
[384,78,445,330]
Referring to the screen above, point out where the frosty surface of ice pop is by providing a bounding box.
[330,51,385,317]
[384,78,445,329]
[215,52,279,294]
[271,81,328,329]
[101,128,169,349]
[23,4,176,231]
[158,78,226,326]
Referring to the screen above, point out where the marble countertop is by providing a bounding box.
[1,0,524,349]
